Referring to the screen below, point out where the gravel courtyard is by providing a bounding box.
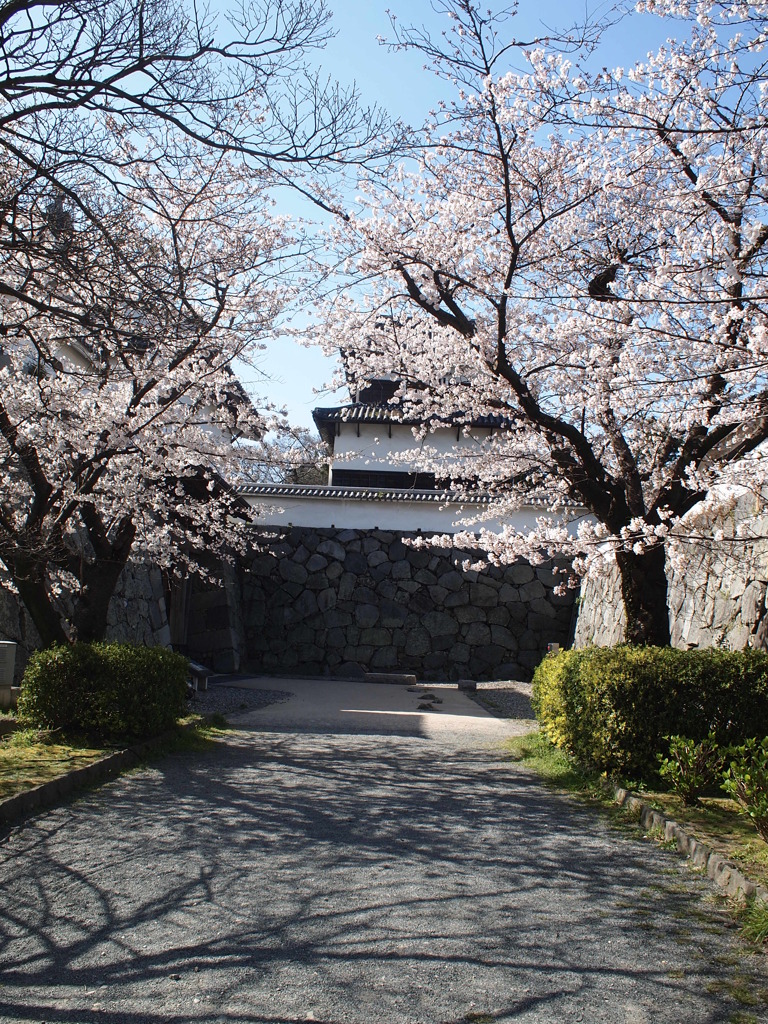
[1,678,766,1024]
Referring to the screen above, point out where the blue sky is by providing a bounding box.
[243,1,670,429]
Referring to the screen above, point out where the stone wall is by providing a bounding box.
[574,495,768,650]
[241,527,576,680]
[0,563,172,682]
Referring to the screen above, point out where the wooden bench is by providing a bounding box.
[188,660,211,692]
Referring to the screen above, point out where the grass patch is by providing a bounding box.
[0,728,108,799]
[0,714,230,802]
[503,732,593,793]
[707,977,763,1006]
[740,899,768,945]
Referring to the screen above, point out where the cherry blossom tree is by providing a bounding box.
[322,0,768,646]
[0,0,390,645]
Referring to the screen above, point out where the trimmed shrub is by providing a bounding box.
[531,645,768,782]
[17,642,189,741]
[531,648,579,749]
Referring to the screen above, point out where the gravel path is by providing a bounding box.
[187,682,293,718]
[1,686,767,1023]
[469,680,537,721]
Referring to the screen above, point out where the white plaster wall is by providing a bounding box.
[332,422,493,474]
[245,493,583,535]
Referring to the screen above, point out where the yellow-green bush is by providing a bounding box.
[530,648,578,749]
[17,642,189,741]
[531,646,768,782]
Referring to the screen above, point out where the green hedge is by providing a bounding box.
[17,642,189,741]
[531,646,768,782]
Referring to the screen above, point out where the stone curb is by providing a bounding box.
[0,722,201,826]
[611,783,768,905]
[364,672,418,686]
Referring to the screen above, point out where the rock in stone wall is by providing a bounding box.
[572,569,626,649]
[242,527,576,681]
[0,587,42,682]
[574,494,768,651]
[106,565,171,649]
[184,565,242,673]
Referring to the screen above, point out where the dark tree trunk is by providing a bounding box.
[10,554,68,647]
[615,544,671,647]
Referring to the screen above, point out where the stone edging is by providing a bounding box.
[612,784,768,904]
[0,724,198,825]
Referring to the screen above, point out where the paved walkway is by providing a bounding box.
[1,678,766,1023]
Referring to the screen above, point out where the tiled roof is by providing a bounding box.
[237,483,491,504]
[236,483,579,510]
[313,404,508,428]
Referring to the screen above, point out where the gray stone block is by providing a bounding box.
[317,539,346,562]
[405,630,432,657]
[317,589,337,613]
[742,580,766,627]
[345,645,374,662]
[391,561,412,580]
[509,563,535,585]
[530,597,558,619]
[355,604,379,628]
[369,563,393,582]
[294,591,318,618]
[409,550,432,569]
[455,605,485,624]
[474,644,506,667]
[381,599,408,627]
[305,573,333,592]
[337,572,357,601]
[470,583,498,608]
[279,560,308,585]
[327,628,347,648]
[423,651,448,672]
[336,529,360,544]
[422,611,459,637]
[491,624,518,649]
[360,627,393,646]
[519,579,546,602]
[486,606,511,625]
[322,609,353,628]
[371,646,398,670]
[463,621,491,646]
[450,642,471,663]
[438,570,464,592]
[336,661,366,678]
[326,561,344,581]
[306,553,328,572]
[389,540,408,560]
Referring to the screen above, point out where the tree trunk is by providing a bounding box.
[67,508,137,642]
[615,544,671,647]
[10,556,69,647]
